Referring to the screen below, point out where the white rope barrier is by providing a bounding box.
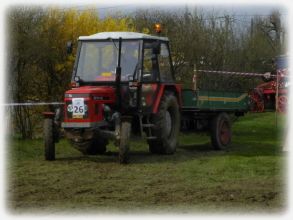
[1,102,64,107]
[197,69,289,78]
[197,69,264,77]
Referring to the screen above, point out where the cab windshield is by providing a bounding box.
[76,40,140,82]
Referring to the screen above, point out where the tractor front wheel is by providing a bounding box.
[119,121,131,164]
[211,112,232,150]
[44,118,55,161]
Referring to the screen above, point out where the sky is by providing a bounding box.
[59,3,288,19]
[56,3,288,30]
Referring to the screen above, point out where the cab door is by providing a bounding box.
[140,41,160,113]
[158,42,174,83]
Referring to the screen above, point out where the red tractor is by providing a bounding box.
[249,55,289,113]
[43,31,182,163]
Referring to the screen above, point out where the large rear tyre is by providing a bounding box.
[211,112,232,150]
[119,121,131,164]
[44,118,55,161]
[148,94,180,154]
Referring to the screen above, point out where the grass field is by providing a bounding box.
[6,112,287,214]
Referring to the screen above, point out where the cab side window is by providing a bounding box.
[159,43,173,82]
[142,43,159,82]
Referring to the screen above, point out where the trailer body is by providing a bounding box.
[182,90,248,111]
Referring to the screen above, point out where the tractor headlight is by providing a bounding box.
[67,104,73,112]
[102,104,112,121]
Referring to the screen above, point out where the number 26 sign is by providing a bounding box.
[72,98,85,115]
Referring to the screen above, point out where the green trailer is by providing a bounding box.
[179,76,249,150]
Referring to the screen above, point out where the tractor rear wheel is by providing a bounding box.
[148,94,180,154]
[119,121,131,164]
[211,112,232,150]
[44,118,55,161]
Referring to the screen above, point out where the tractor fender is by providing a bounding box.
[152,84,182,114]
[42,112,55,119]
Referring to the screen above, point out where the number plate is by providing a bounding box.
[72,98,85,116]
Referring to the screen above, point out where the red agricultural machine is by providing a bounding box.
[43,29,250,164]
[249,55,289,113]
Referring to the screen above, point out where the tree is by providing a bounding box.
[8,7,134,138]
[8,7,45,139]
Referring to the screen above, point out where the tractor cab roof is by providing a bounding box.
[79,31,169,42]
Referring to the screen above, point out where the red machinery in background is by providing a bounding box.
[249,55,289,113]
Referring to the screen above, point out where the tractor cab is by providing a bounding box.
[64,32,175,115]
[73,32,173,83]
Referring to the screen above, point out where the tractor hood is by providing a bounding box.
[65,86,116,101]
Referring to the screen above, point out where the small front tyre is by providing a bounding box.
[119,121,131,164]
[44,118,55,161]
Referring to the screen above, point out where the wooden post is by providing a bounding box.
[193,64,197,91]
[275,71,279,127]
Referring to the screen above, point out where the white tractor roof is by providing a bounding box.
[79,32,169,41]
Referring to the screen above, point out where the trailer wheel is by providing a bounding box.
[44,118,55,161]
[148,94,180,154]
[211,112,232,150]
[119,121,131,164]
